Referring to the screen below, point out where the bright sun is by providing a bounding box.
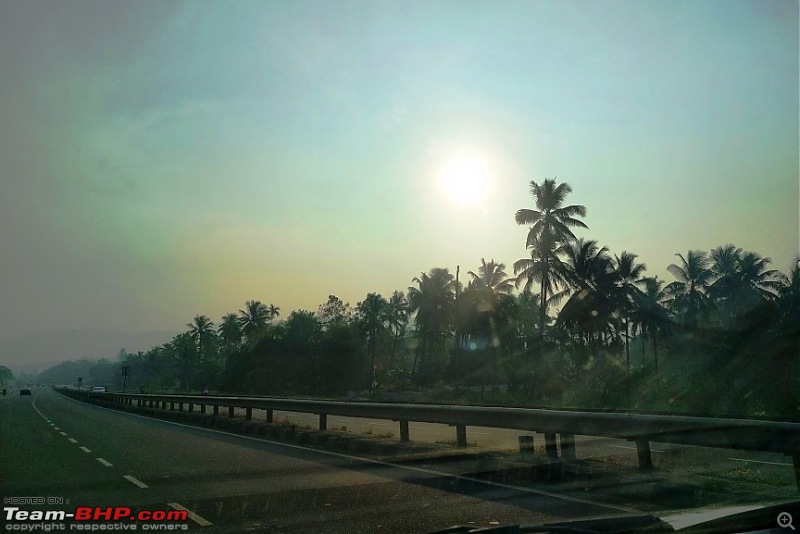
[438,151,491,207]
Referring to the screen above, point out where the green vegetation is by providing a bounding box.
[37,179,799,419]
[0,365,13,385]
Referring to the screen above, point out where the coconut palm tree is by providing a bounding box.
[218,313,242,352]
[735,251,783,301]
[267,304,281,321]
[514,230,570,344]
[408,268,457,382]
[613,251,647,370]
[515,178,587,343]
[632,276,670,370]
[463,259,516,364]
[169,332,197,391]
[238,300,270,344]
[186,315,215,359]
[468,259,515,298]
[556,239,616,348]
[356,293,390,389]
[665,250,713,329]
[387,290,409,361]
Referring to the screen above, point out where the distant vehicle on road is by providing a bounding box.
[91,386,106,393]
[19,387,32,396]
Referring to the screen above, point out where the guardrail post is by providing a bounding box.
[137,399,142,407]
[228,406,234,418]
[188,403,194,413]
[200,404,206,414]
[518,435,534,455]
[245,407,252,421]
[456,424,467,447]
[161,401,166,409]
[319,414,327,431]
[178,402,184,412]
[560,433,576,460]
[170,401,174,410]
[544,432,559,459]
[400,420,409,442]
[635,440,653,469]
[266,409,273,423]
[213,405,219,416]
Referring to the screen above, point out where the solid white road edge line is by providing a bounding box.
[168,502,213,526]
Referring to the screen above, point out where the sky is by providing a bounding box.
[0,0,797,344]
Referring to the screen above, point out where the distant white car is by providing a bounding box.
[91,386,106,393]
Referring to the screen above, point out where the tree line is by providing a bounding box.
[44,179,799,418]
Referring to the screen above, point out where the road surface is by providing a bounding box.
[2,388,639,533]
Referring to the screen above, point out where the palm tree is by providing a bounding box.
[464,259,516,373]
[515,178,587,344]
[735,251,783,302]
[169,332,197,390]
[387,290,409,362]
[632,276,669,370]
[408,268,457,382]
[514,230,570,343]
[468,258,515,299]
[218,313,242,352]
[776,258,799,337]
[238,300,270,344]
[665,250,713,329]
[708,244,744,325]
[186,315,215,359]
[557,239,616,348]
[356,293,389,389]
[614,251,647,370]
[267,304,281,321]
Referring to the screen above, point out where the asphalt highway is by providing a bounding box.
[2,388,639,533]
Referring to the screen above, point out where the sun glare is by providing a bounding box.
[439,151,491,207]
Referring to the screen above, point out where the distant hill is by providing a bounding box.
[0,329,177,374]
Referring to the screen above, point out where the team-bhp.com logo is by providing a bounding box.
[5,506,189,530]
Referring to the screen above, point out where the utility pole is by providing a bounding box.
[122,360,130,393]
[455,265,460,381]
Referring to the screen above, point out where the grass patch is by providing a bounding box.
[362,426,395,439]
[695,466,794,487]
[434,439,480,448]
[275,415,298,429]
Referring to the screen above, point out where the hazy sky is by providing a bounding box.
[0,0,797,344]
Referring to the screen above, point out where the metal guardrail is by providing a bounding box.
[60,388,800,487]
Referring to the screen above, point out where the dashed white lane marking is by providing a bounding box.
[729,457,791,466]
[54,427,60,431]
[95,457,113,467]
[68,438,77,443]
[123,475,149,488]
[59,431,68,436]
[608,444,665,453]
[168,502,212,527]
[79,447,92,453]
